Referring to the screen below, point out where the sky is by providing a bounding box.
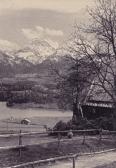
[0,0,94,50]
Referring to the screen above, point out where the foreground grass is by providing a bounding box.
[95,161,116,168]
[0,136,116,167]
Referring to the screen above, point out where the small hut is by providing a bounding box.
[21,118,31,125]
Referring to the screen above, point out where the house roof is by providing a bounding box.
[84,101,113,108]
[86,81,112,102]
[83,81,113,108]
[21,119,31,122]
[83,63,114,108]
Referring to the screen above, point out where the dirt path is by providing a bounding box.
[40,151,116,168]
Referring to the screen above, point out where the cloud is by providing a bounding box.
[22,27,63,40]
[45,28,63,36]
[0,0,94,14]
[0,39,19,51]
[36,26,63,37]
[36,26,44,33]
[22,26,63,49]
[22,28,43,40]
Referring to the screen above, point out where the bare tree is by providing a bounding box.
[71,0,116,129]
[50,50,93,122]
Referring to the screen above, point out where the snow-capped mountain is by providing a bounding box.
[14,39,56,64]
[0,39,73,76]
[0,49,35,76]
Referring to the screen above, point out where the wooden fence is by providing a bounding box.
[0,129,115,150]
[0,129,116,168]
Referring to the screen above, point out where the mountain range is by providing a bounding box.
[0,39,71,77]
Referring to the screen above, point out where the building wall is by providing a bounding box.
[82,105,113,120]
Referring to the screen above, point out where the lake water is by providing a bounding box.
[0,102,72,120]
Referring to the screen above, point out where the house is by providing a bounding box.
[82,78,114,120]
[21,118,31,125]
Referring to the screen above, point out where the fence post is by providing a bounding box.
[6,120,9,132]
[72,156,75,168]
[82,132,86,145]
[19,129,22,157]
[57,132,61,152]
[31,164,34,168]
[99,128,102,144]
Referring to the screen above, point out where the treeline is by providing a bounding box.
[0,80,72,109]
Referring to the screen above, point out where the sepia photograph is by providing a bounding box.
[0,0,116,167]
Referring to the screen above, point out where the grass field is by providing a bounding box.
[0,116,72,148]
[0,116,71,134]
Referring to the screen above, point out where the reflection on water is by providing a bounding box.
[0,102,72,119]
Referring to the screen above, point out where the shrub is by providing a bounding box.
[53,118,95,133]
[53,120,67,131]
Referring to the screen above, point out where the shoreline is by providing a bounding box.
[8,102,71,112]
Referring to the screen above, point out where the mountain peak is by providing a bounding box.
[15,39,56,64]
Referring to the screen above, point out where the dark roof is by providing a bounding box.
[21,119,31,122]
[86,80,112,102]
[83,81,113,108]
[84,68,114,108]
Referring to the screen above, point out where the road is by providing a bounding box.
[40,151,116,168]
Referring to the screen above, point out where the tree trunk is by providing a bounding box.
[113,103,116,130]
[113,75,116,130]
[72,101,84,124]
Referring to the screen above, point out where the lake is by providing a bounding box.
[0,102,72,120]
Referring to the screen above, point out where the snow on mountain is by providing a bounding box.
[0,50,14,65]
[0,40,20,54]
[0,38,70,67]
[15,39,56,64]
[0,38,73,76]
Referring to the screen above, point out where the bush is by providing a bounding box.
[51,116,114,137]
[98,117,113,130]
[52,118,96,133]
[53,120,68,131]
